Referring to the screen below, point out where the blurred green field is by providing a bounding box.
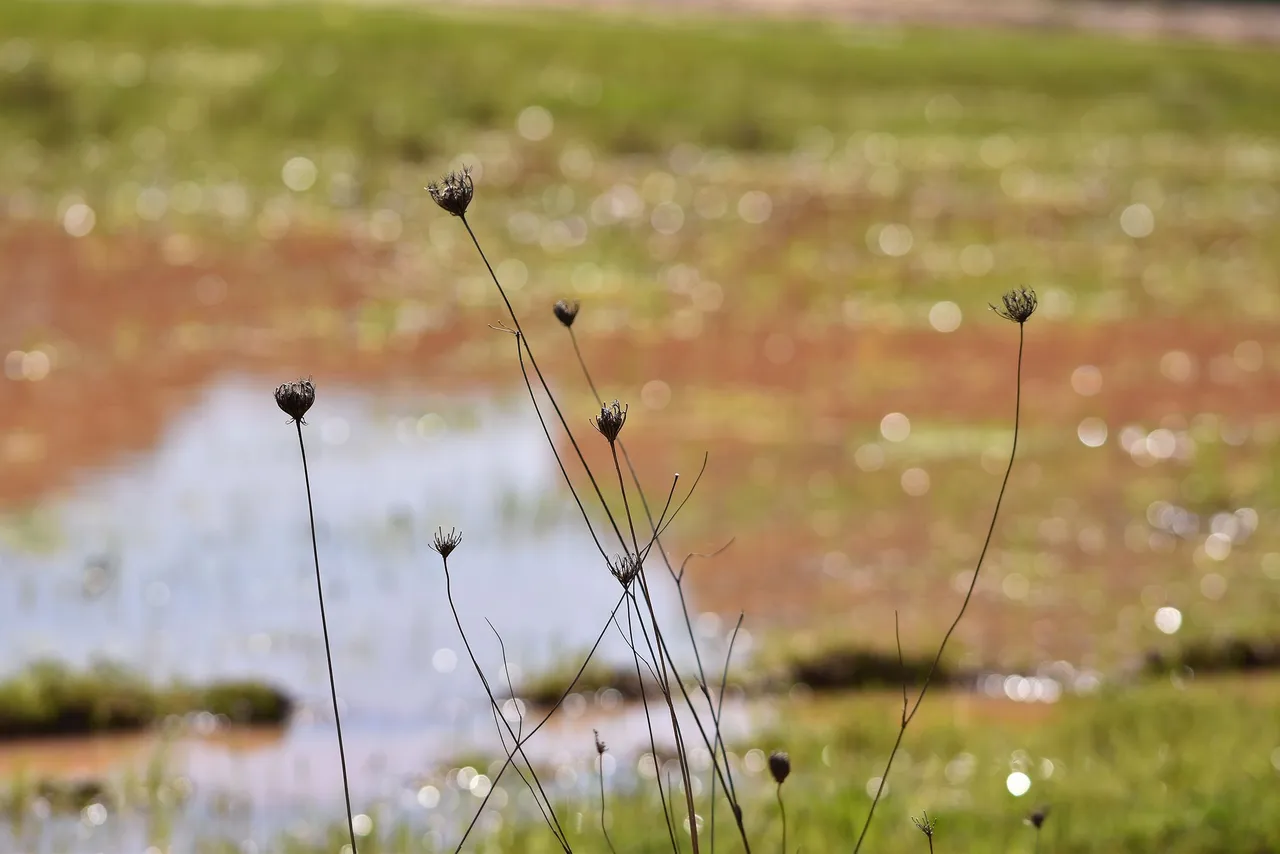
[2,2,1280,851]
[173,678,1280,854]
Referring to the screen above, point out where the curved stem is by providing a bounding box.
[852,323,1026,854]
[294,422,358,854]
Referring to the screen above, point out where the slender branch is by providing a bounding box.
[461,216,628,552]
[596,735,619,854]
[293,422,358,854]
[442,557,570,852]
[852,324,1026,854]
[455,595,627,853]
[626,597,681,853]
[567,327,750,850]
[895,610,907,727]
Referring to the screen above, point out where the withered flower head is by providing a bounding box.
[594,729,607,755]
[990,287,1038,324]
[274,378,316,424]
[607,552,642,589]
[430,527,463,560]
[768,751,791,785]
[553,299,580,328]
[1026,806,1049,830]
[592,400,628,444]
[427,166,474,217]
[912,812,937,838]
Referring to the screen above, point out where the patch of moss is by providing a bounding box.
[0,660,294,739]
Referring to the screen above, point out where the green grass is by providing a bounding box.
[178,678,1280,853]
[0,659,293,737]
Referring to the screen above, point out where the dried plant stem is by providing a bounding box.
[460,216,627,552]
[441,556,569,853]
[292,422,358,854]
[776,784,787,854]
[611,449,699,854]
[625,598,681,853]
[598,748,619,854]
[852,324,1027,854]
[569,326,750,852]
[455,597,626,854]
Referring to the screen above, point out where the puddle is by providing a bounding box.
[0,376,744,848]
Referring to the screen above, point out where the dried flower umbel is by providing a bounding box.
[430,527,463,560]
[990,286,1038,324]
[1027,806,1049,829]
[768,751,791,785]
[274,378,316,424]
[553,299,580,328]
[912,812,937,838]
[427,167,474,217]
[607,552,642,589]
[594,730,607,755]
[592,400,628,444]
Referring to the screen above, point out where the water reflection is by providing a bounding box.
[0,376,708,810]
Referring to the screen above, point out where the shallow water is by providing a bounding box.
[0,376,747,848]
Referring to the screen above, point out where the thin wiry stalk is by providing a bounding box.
[713,613,746,848]
[629,573,700,854]
[895,610,908,727]
[479,621,563,842]
[455,596,627,854]
[596,739,619,854]
[852,323,1027,854]
[460,216,628,552]
[510,331,608,561]
[567,324,750,850]
[441,555,569,853]
[625,597,681,853]
[291,422,359,854]
[776,784,787,854]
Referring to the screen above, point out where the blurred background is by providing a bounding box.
[1,0,1279,851]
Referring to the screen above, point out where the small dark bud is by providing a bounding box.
[427,167,474,217]
[594,729,607,755]
[607,552,642,589]
[768,751,790,785]
[912,812,937,838]
[274,378,315,424]
[990,286,1038,324]
[1027,806,1049,829]
[553,299,580,328]
[430,527,463,560]
[592,400,628,444]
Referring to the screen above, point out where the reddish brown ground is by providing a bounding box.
[3,220,1276,666]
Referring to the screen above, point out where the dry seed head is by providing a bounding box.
[768,750,790,785]
[594,729,607,755]
[1026,806,1049,829]
[990,287,1038,324]
[912,812,937,838]
[430,527,463,560]
[427,166,474,217]
[553,299,580,328]
[592,400,628,444]
[607,552,642,589]
[274,378,316,424]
